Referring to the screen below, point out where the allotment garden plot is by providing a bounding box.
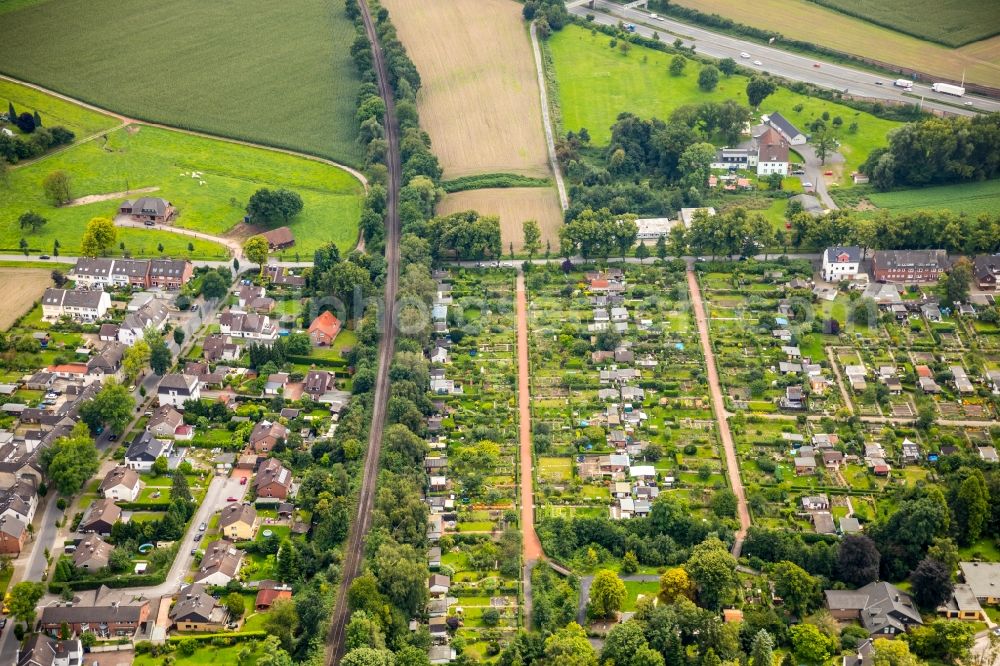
[425,269,523,658]
[697,259,1000,541]
[526,263,727,541]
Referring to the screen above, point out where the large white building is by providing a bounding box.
[635,218,676,241]
[822,246,862,282]
[41,288,111,322]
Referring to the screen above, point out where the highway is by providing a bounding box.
[574,1,1000,117]
[324,0,402,661]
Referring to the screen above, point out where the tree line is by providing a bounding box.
[1,102,75,164]
[861,112,1000,190]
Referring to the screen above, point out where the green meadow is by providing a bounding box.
[0,0,362,165]
[546,24,900,178]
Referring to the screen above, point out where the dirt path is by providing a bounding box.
[686,267,751,556]
[66,186,159,207]
[529,20,568,211]
[113,217,240,257]
[516,270,543,627]
[826,347,855,414]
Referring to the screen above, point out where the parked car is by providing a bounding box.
[38,255,50,260]
[226,497,238,502]
[240,477,248,485]
[198,522,206,531]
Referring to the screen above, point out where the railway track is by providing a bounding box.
[324,0,402,662]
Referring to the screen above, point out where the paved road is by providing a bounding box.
[515,271,544,628]
[686,266,750,556]
[575,2,1000,116]
[324,0,402,661]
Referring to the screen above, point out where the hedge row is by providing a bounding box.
[285,354,348,369]
[441,173,552,193]
[167,630,267,645]
[48,572,167,593]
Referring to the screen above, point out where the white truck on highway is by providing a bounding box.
[893,79,913,90]
[932,82,966,97]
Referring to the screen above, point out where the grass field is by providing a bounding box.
[669,0,1000,88]
[867,179,1000,215]
[0,268,51,331]
[805,0,1000,47]
[381,0,550,179]
[547,25,900,178]
[0,79,118,139]
[2,120,362,257]
[438,187,563,251]
[0,0,362,165]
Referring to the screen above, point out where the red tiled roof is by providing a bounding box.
[308,311,340,338]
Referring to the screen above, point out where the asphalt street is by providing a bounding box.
[574,1,1000,116]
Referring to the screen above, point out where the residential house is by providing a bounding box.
[764,111,807,145]
[78,499,121,536]
[147,405,184,438]
[308,311,342,346]
[823,450,845,468]
[249,421,288,455]
[304,370,334,400]
[0,515,27,555]
[195,540,243,586]
[39,585,150,637]
[254,580,293,610]
[794,455,816,475]
[237,285,275,313]
[900,438,921,464]
[119,197,174,223]
[812,511,836,534]
[16,635,82,666]
[73,533,114,570]
[978,446,999,463]
[824,582,922,637]
[99,466,143,502]
[219,310,278,343]
[98,324,120,342]
[781,385,805,410]
[124,431,173,472]
[119,300,169,346]
[148,259,194,289]
[972,254,1000,290]
[255,458,293,499]
[41,288,111,322]
[938,584,986,622]
[218,503,258,541]
[755,127,789,176]
[264,372,289,396]
[260,226,295,250]
[170,584,228,632]
[157,373,200,408]
[959,562,1000,604]
[634,218,675,240]
[66,258,115,289]
[822,247,862,282]
[86,342,126,383]
[203,334,240,362]
[264,265,306,287]
[871,249,947,284]
[429,574,451,597]
[845,365,868,392]
[921,303,942,321]
[0,478,37,526]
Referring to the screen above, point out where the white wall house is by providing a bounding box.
[41,289,111,322]
[822,246,862,282]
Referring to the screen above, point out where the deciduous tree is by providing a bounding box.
[746,76,776,108]
[80,216,116,256]
[589,569,626,619]
[40,423,98,496]
[244,236,269,273]
[18,210,46,233]
[79,380,134,435]
[42,170,72,205]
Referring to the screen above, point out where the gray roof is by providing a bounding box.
[69,258,114,278]
[40,585,148,626]
[123,197,170,216]
[149,259,189,278]
[766,111,803,138]
[825,246,862,264]
[42,288,105,309]
[825,582,921,635]
[126,430,171,462]
[158,373,198,394]
[873,249,947,270]
[170,584,225,623]
[959,561,1000,599]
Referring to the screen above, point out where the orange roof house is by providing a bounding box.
[915,365,932,378]
[308,311,341,347]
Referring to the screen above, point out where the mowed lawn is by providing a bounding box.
[0,79,118,139]
[669,0,1000,88]
[0,0,362,165]
[3,124,363,257]
[868,179,1000,216]
[806,0,1000,47]
[547,25,899,178]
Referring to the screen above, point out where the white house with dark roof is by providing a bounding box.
[41,288,110,322]
[157,373,200,408]
[124,431,173,472]
[119,300,169,346]
[822,247,862,282]
[764,111,807,145]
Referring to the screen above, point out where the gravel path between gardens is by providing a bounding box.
[686,266,751,556]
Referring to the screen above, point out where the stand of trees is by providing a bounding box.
[861,112,1000,190]
[0,123,74,163]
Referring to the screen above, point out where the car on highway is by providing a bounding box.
[965,101,974,106]
[650,13,662,20]
[198,522,206,531]
[813,63,820,68]
[753,60,762,66]
[740,52,750,59]
[38,255,50,260]
[874,81,883,85]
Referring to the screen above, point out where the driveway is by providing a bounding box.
[113,216,241,258]
[794,144,843,210]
